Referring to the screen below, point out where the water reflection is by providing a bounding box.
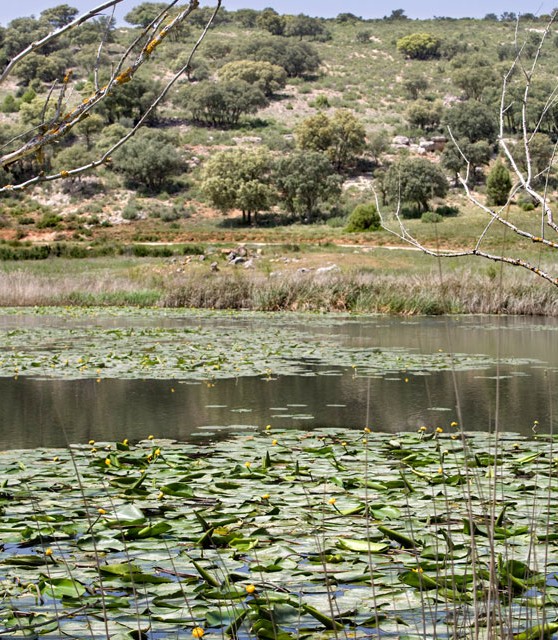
[1,362,555,449]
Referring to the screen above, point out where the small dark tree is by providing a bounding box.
[441,139,491,185]
[124,3,168,27]
[443,101,497,144]
[95,74,162,126]
[40,4,79,28]
[402,74,428,100]
[112,129,183,193]
[233,9,260,28]
[256,8,285,35]
[284,15,329,41]
[337,13,362,23]
[384,9,408,20]
[486,161,512,206]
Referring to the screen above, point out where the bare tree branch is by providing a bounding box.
[378,12,558,286]
[0,0,222,193]
[0,1,126,84]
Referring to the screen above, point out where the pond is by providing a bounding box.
[1,309,557,449]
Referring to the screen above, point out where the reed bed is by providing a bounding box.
[162,270,558,316]
[1,261,557,315]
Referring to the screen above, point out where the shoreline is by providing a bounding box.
[1,263,557,315]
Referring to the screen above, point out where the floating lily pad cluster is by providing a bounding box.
[0,312,536,381]
[1,428,557,639]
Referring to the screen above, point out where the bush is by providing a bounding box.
[435,204,459,217]
[517,193,537,211]
[36,213,62,229]
[396,33,441,60]
[161,209,181,222]
[312,95,330,109]
[122,203,140,220]
[345,203,381,232]
[421,211,444,223]
[355,30,372,43]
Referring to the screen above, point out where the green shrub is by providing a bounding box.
[421,211,444,223]
[312,94,330,109]
[161,209,181,222]
[36,213,62,229]
[122,203,140,220]
[327,215,347,228]
[435,204,459,217]
[345,203,381,232]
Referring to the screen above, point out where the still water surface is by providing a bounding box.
[1,311,557,449]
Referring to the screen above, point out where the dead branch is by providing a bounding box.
[0,0,221,193]
[377,12,558,286]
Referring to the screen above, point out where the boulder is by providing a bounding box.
[392,135,410,146]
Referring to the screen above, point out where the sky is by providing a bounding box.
[0,0,553,26]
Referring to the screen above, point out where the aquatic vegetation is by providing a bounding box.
[1,429,557,639]
[0,308,539,381]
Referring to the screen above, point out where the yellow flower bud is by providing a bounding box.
[192,628,205,638]
[245,584,256,594]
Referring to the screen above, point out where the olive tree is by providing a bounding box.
[295,109,366,172]
[201,148,275,225]
[274,150,342,221]
[385,157,448,213]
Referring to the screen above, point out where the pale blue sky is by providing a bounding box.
[0,0,551,26]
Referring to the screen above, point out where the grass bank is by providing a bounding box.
[1,252,557,315]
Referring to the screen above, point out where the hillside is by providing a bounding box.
[0,6,556,256]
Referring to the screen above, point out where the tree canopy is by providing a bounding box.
[295,109,366,172]
[201,148,275,225]
[385,157,448,212]
[274,150,342,220]
[218,60,287,97]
